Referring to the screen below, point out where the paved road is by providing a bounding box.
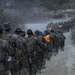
[37,32,75,75]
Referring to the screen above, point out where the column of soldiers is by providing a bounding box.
[47,18,75,33]
[0,22,66,75]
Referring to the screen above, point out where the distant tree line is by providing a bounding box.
[0,0,70,10]
[0,7,23,31]
[40,0,70,10]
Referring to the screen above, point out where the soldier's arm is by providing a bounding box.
[1,41,11,59]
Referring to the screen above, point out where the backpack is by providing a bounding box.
[12,34,23,58]
[27,36,37,52]
[60,34,65,41]
[4,34,14,55]
[0,38,12,72]
[37,35,47,50]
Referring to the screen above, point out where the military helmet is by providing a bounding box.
[39,31,42,35]
[34,30,39,35]
[44,30,49,35]
[50,29,54,32]
[42,32,45,36]
[15,28,22,33]
[27,29,33,35]
[3,22,11,31]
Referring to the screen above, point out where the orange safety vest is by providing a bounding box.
[44,35,51,42]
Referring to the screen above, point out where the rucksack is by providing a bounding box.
[4,34,14,55]
[27,36,37,52]
[37,35,47,50]
[12,34,23,58]
[60,34,65,41]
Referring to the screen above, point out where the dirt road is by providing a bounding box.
[37,32,75,75]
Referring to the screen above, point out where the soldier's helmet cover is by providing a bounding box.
[34,30,39,35]
[44,30,49,35]
[50,29,54,32]
[3,22,11,31]
[15,28,22,33]
[27,29,33,35]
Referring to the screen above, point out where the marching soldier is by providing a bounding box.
[0,26,12,75]
[27,29,46,75]
[11,28,28,75]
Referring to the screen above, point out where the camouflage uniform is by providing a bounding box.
[12,28,28,75]
[20,31,29,74]
[34,30,47,74]
[27,29,40,75]
[3,23,16,75]
[27,36,38,75]
[0,26,11,75]
[58,32,66,51]
[50,30,57,56]
[44,30,52,60]
[39,35,47,69]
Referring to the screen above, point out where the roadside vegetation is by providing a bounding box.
[0,7,24,31]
